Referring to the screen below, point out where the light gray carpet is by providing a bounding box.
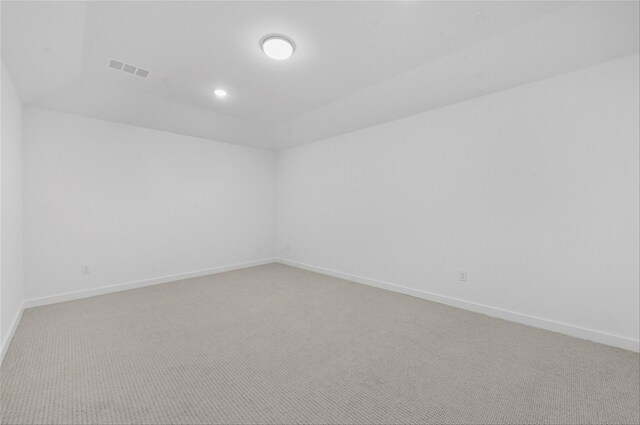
[1,263,639,424]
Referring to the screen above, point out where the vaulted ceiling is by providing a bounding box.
[2,1,639,150]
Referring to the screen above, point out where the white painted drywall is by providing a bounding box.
[22,108,276,300]
[274,3,640,149]
[1,60,24,353]
[277,54,640,346]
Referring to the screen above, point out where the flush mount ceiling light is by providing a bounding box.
[214,88,227,98]
[260,34,295,60]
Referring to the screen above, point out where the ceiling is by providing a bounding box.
[2,1,639,150]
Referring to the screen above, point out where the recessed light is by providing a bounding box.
[214,89,227,98]
[260,34,295,60]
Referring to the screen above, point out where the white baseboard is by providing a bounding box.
[276,258,640,353]
[15,257,639,353]
[24,258,276,309]
[1,300,25,365]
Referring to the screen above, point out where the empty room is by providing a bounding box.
[1,1,639,424]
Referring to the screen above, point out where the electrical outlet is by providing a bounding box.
[458,270,467,282]
[80,264,90,275]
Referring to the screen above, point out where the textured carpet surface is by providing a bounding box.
[1,263,639,424]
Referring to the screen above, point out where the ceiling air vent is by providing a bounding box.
[107,58,150,79]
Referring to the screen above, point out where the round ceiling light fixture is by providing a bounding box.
[260,34,295,60]
[214,88,227,98]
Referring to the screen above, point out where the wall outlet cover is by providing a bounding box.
[459,270,467,282]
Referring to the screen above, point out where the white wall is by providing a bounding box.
[1,60,24,356]
[277,54,640,349]
[23,108,276,301]
[9,54,640,352]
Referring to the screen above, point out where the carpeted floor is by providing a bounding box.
[1,263,639,424]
